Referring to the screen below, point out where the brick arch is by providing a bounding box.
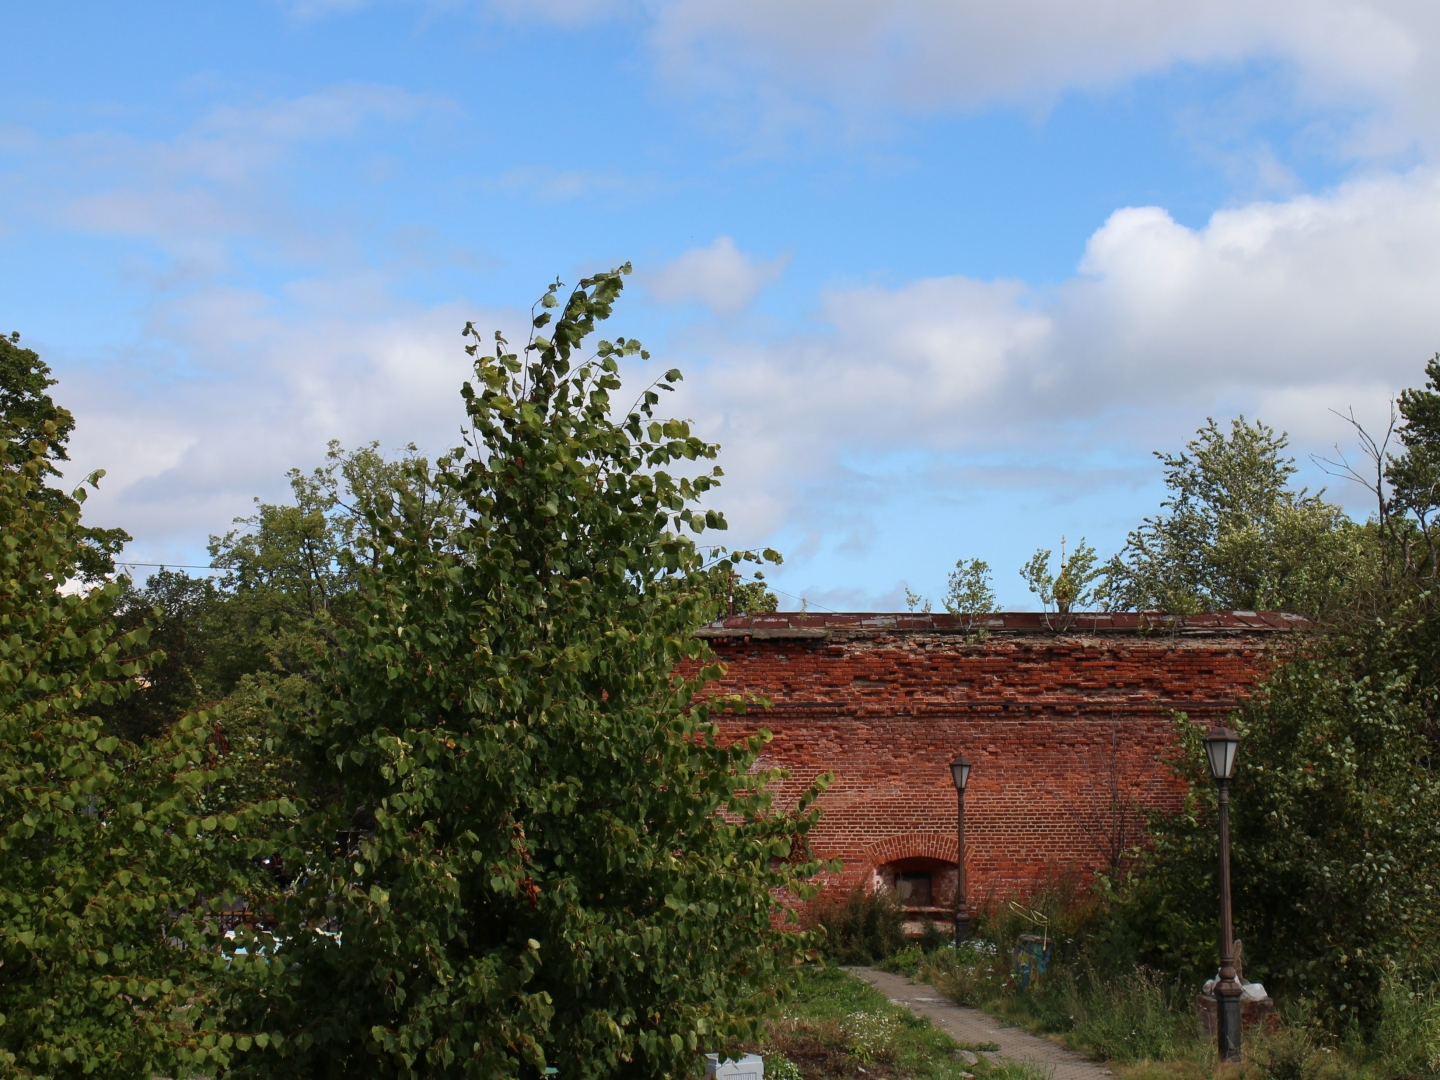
[862,832,958,868]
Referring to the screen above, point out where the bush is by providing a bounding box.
[879,943,927,977]
[234,268,828,1079]
[808,887,906,964]
[1370,980,1440,1079]
[1064,966,1194,1064]
[1239,1022,1346,1080]
[1109,631,1440,1034]
[918,941,1007,1007]
[763,1056,803,1080]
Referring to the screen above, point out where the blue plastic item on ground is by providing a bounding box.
[1013,933,1051,989]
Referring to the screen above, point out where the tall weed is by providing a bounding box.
[1064,967,1194,1064]
[919,941,1008,1006]
[805,887,906,964]
[1371,980,1440,1079]
[1238,1022,1348,1080]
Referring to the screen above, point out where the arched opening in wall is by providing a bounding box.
[875,857,956,938]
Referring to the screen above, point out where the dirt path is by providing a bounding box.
[848,967,1115,1080]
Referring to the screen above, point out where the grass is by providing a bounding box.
[819,873,1439,1080]
[902,942,1440,1080]
[741,965,1052,1080]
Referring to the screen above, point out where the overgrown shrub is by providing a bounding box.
[808,887,906,964]
[1108,632,1440,1034]
[232,268,829,1079]
[918,942,1007,1007]
[1064,967,1194,1064]
[1370,980,1440,1079]
[879,943,926,977]
[1239,1022,1345,1080]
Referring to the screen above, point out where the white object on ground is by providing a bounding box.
[703,1052,764,1079]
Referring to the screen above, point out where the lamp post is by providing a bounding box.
[949,753,972,942]
[1204,725,1242,1063]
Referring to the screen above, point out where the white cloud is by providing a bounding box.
[644,236,789,314]
[26,75,1439,585]
[488,165,658,201]
[13,85,484,559]
[579,1,1439,157]
[662,1,1420,101]
[53,164,1439,576]
[62,281,519,559]
[276,0,375,21]
[28,85,443,268]
[672,168,1440,542]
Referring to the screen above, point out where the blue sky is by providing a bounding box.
[5,1,1440,609]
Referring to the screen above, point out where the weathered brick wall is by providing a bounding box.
[694,612,1295,909]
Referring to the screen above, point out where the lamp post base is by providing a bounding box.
[953,916,970,943]
[1217,987,1243,1061]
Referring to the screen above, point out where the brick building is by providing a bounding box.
[698,611,1301,928]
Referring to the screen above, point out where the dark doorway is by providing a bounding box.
[896,871,933,907]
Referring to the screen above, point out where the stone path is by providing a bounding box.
[848,967,1114,1080]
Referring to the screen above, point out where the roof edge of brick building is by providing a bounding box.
[697,610,1312,640]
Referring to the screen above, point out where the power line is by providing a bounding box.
[772,588,838,614]
[115,562,222,571]
[113,564,838,610]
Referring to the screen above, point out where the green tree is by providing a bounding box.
[236,267,827,1078]
[943,558,996,615]
[903,585,931,613]
[731,576,779,614]
[0,333,74,465]
[98,569,221,743]
[1103,369,1440,1042]
[97,441,462,748]
[204,440,451,681]
[0,427,272,1077]
[1020,538,1101,614]
[1388,354,1440,553]
[1112,629,1440,1033]
[1103,418,1357,616]
[0,332,128,581]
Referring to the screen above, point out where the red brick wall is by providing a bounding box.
[693,613,1290,908]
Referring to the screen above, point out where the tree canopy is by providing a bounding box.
[1102,418,1357,617]
[0,333,128,582]
[0,426,275,1077]
[222,267,823,1078]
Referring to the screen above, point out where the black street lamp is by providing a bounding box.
[949,753,972,942]
[1204,725,1242,1062]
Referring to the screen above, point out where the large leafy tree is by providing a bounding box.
[1106,373,1440,1040]
[1387,353,1440,565]
[0,333,128,581]
[99,441,449,746]
[1103,417,1358,616]
[236,267,822,1079]
[0,427,273,1077]
[1112,628,1440,1032]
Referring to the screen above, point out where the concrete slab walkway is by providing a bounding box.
[848,967,1115,1080]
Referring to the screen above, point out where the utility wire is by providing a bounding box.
[115,562,223,572]
[114,564,842,612]
[772,588,838,614]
